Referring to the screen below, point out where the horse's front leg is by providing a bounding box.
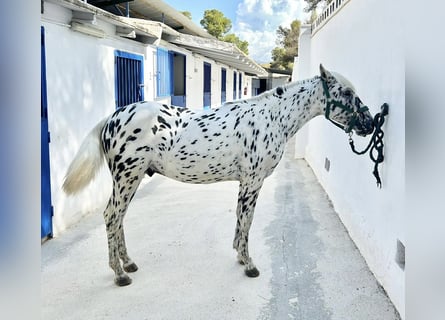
[233,180,263,277]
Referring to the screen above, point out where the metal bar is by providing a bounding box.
[92,0,133,8]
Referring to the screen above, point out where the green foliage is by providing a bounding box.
[306,9,318,24]
[199,9,249,55]
[223,33,249,55]
[303,0,334,12]
[270,19,301,71]
[181,11,192,20]
[200,9,232,39]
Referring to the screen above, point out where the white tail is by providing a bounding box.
[62,118,108,195]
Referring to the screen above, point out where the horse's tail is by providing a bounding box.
[62,118,108,195]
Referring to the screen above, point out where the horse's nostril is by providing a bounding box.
[366,124,374,135]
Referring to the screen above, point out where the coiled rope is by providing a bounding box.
[348,103,389,188]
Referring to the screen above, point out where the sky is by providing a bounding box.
[163,0,310,64]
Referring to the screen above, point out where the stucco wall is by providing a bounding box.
[294,0,405,317]
[42,2,252,235]
[42,2,156,234]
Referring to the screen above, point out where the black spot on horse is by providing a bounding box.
[103,138,111,152]
[128,104,137,113]
[161,109,172,116]
[276,87,284,96]
[157,115,171,129]
[234,117,241,130]
[108,121,115,136]
[124,112,136,126]
[125,157,138,166]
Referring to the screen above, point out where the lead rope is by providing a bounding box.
[348,103,389,188]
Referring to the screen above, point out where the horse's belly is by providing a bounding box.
[155,152,240,184]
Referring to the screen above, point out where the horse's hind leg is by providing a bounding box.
[233,180,263,277]
[103,196,129,286]
[117,215,138,273]
[104,169,144,286]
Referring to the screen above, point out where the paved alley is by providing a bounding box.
[41,140,400,320]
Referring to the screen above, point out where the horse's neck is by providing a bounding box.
[270,76,323,140]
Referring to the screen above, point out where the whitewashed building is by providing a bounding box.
[40,0,267,238]
[293,0,404,317]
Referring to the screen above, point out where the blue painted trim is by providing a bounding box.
[41,26,53,239]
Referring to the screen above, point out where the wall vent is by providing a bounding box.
[324,157,330,172]
[395,239,405,270]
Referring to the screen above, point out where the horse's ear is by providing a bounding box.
[320,64,331,81]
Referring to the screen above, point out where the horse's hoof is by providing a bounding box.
[115,274,132,286]
[123,262,138,273]
[245,267,260,278]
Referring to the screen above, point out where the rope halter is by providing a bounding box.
[320,77,369,133]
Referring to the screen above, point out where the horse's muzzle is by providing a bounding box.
[355,114,375,136]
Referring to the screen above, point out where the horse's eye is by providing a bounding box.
[343,89,353,98]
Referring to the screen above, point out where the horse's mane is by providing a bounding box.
[220,71,354,109]
[222,76,318,107]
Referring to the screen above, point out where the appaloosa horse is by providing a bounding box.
[63,64,374,286]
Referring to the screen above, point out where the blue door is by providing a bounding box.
[156,47,172,98]
[238,72,242,99]
[233,71,237,101]
[41,26,53,239]
[171,52,186,107]
[115,50,144,108]
[203,62,211,109]
[221,68,227,103]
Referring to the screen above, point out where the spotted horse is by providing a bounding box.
[63,64,375,286]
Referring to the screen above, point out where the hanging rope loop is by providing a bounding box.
[349,103,389,188]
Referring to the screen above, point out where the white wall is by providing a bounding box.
[42,2,154,234]
[42,2,253,235]
[294,0,405,317]
[178,49,245,109]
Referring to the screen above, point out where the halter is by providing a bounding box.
[320,77,390,188]
[320,77,369,133]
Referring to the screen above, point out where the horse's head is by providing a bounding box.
[319,64,374,136]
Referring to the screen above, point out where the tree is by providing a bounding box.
[180,11,192,20]
[200,9,232,39]
[303,0,334,12]
[223,33,249,55]
[200,9,249,55]
[270,19,301,70]
[306,9,318,24]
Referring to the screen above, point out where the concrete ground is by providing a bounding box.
[41,140,400,320]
